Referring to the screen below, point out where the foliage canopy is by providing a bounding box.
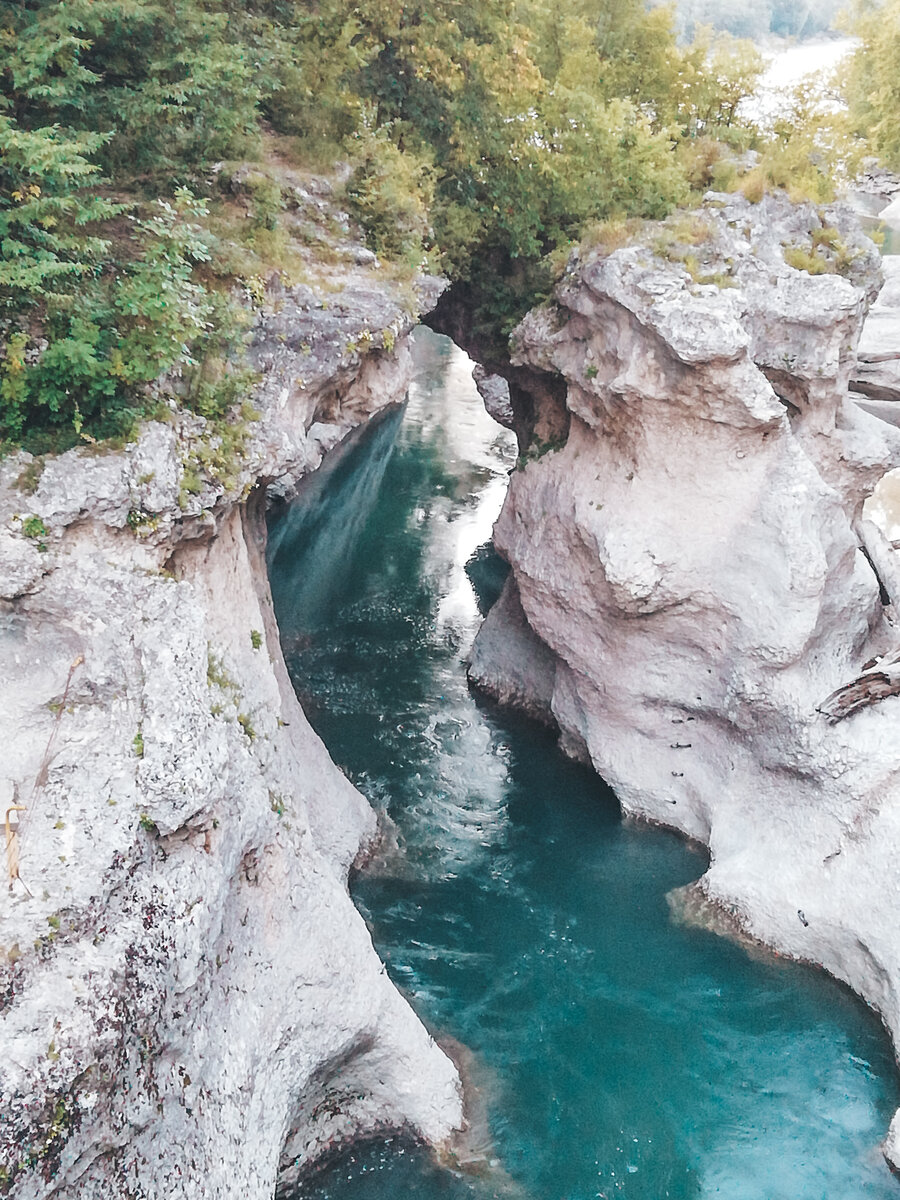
[0,0,778,447]
[844,0,900,169]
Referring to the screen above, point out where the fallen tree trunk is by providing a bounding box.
[818,648,900,721]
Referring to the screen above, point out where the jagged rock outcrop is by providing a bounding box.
[852,256,900,404]
[469,191,900,1164]
[471,366,515,430]
[0,261,462,1196]
[854,158,900,207]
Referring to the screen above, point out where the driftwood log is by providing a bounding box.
[818,647,900,722]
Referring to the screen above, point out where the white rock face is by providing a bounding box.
[471,365,515,429]
[0,277,462,1196]
[470,192,900,1163]
[853,256,900,401]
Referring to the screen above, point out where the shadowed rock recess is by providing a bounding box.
[0,262,461,1197]
[467,191,900,1166]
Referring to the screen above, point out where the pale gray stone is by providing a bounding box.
[473,193,900,1168]
[0,266,462,1198]
[853,257,900,402]
[468,575,556,721]
[471,365,515,429]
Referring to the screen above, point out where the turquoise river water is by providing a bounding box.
[267,329,900,1200]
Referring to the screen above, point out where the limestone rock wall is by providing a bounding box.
[469,192,900,1162]
[0,274,462,1197]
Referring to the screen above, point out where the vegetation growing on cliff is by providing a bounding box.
[0,0,850,448]
[844,0,900,168]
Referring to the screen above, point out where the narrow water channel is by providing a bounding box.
[267,329,900,1200]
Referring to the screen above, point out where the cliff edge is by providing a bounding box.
[0,233,462,1195]
[470,191,900,1164]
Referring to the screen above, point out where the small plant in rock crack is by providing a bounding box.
[127,508,158,535]
[21,514,48,549]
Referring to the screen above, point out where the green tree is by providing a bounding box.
[0,0,262,174]
[844,0,900,168]
[1,187,217,448]
[0,117,119,314]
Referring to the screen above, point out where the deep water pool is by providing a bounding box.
[267,328,900,1200]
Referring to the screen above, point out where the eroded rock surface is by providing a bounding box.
[469,191,900,1163]
[853,256,900,402]
[0,268,462,1196]
[471,365,515,430]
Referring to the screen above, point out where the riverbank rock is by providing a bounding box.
[854,158,900,208]
[853,256,900,404]
[0,252,462,1194]
[469,191,900,1164]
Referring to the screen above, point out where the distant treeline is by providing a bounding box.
[660,0,843,40]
